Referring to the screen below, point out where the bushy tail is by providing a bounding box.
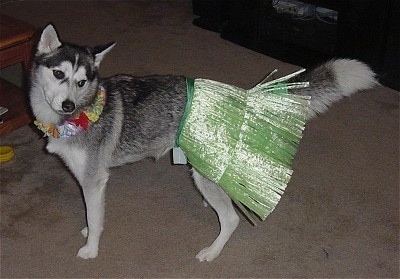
[290,59,378,119]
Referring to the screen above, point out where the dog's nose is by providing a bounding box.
[62,100,75,113]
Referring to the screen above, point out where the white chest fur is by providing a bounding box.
[46,138,87,184]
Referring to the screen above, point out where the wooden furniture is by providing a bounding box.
[0,14,36,135]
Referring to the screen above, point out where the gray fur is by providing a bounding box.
[290,59,378,118]
[30,24,377,261]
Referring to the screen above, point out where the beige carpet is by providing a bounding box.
[1,1,399,278]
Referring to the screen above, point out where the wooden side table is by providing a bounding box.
[0,14,36,135]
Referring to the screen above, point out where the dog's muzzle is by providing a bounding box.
[62,100,76,113]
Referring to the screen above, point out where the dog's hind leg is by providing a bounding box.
[77,169,109,259]
[192,169,239,262]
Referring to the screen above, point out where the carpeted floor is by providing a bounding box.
[1,1,399,278]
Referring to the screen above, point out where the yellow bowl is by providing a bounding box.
[0,146,14,163]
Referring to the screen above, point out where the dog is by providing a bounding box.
[30,24,377,261]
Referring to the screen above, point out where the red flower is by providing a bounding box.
[68,112,90,130]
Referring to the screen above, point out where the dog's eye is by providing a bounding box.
[53,70,65,79]
[77,80,86,87]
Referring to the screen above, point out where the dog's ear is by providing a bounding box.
[93,42,116,68]
[37,24,62,54]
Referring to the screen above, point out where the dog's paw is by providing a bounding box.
[77,245,98,259]
[195,246,221,262]
[80,227,88,238]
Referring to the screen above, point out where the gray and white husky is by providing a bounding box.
[30,24,377,261]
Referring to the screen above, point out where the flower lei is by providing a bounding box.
[34,85,106,138]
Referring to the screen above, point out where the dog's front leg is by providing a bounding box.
[77,170,109,259]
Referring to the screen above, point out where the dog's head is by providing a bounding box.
[30,24,115,124]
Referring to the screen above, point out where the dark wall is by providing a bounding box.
[193,0,399,90]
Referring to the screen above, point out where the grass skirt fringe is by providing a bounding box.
[177,71,310,223]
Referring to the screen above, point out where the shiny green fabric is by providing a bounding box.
[178,72,310,222]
